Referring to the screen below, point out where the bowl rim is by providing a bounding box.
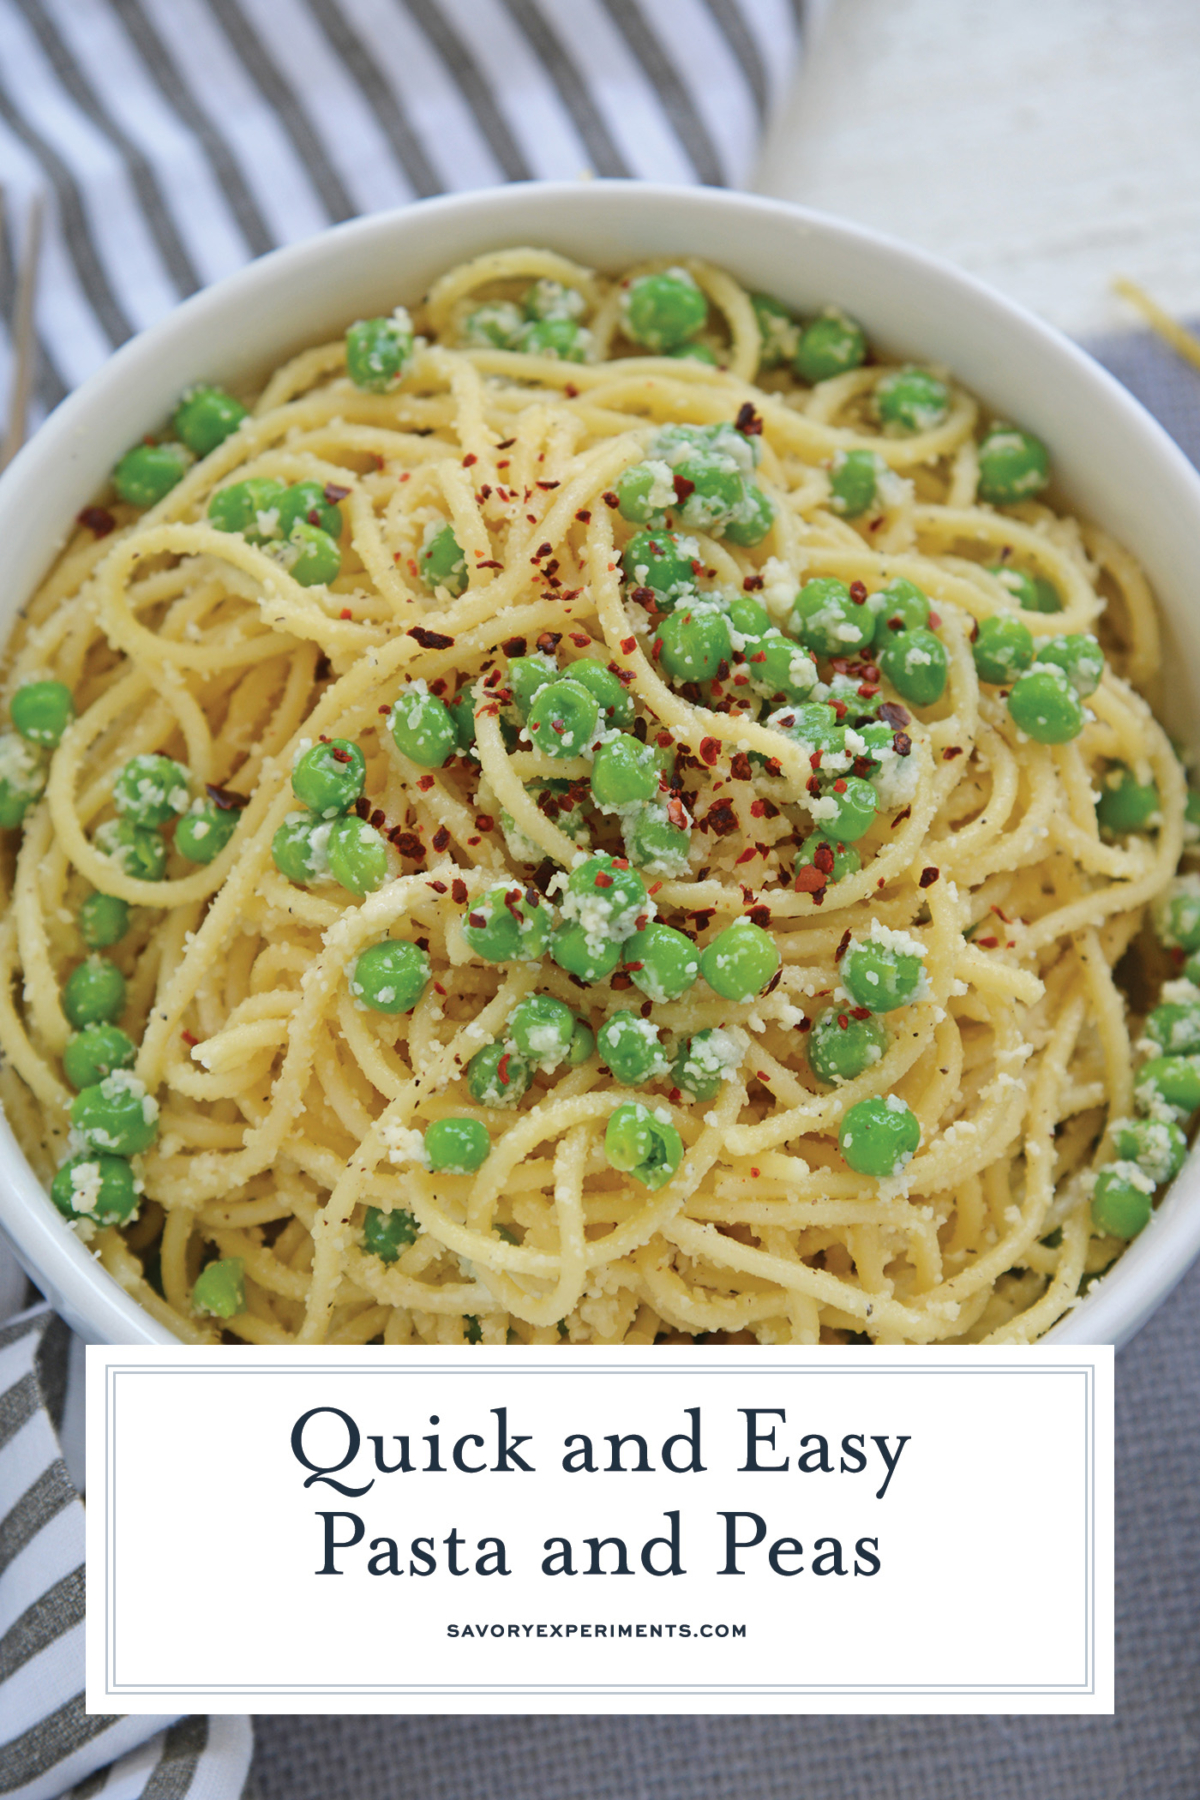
[3,176,1199,1349]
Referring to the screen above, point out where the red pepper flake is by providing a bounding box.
[467,835,481,845]
[536,480,559,490]
[729,753,752,781]
[849,580,868,604]
[976,936,999,949]
[408,625,454,650]
[812,841,835,875]
[467,912,486,930]
[699,736,720,766]
[648,882,663,896]
[748,905,771,928]
[369,808,386,830]
[608,661,635,688]
[611,972,634,990]
[431,826,451,853]
[531,542,553,562]
[77,505,116,537]
[496,437,516,450]
[594,871,614,888]
[748,798,766,819]
[477,559,503,570]
[735,402,764,437]
[570,632,591,648]
[354,795,370,819]
[806,775,822,797]
[991,905,1012,924]
[205,782,249,811]
[833,778,847,794]
[564,383,579,398]
[943,745,964,761]
[755,1071,771,1086]
[330,745,352,764]
[890,806,912,829]
[417,774,435,792]
[620,635,637,654]
[182,1029,198,1047]
[392,831,424,859]
[919,866,940,888]
[452,878,468,904]
[497,1052,512,1086]
[672,473,696,505]
[603,491,619,508]
[339,608,353,620]
[665,796,689,830]
[575,509,591,523]
[537,632,562,655]
[834,929,852,962]
[877,877,886,888]
[735,846,757,865]
[928,611,941,629]
[652,636,663,661]
[502,635,527,657]
[857,682,879,699]
[765,758,782,779]
[433,982,447,997]
[893,731,912,757]
[612,857,629,869]
[792,863,826,894]
[879,702,910,729]
[837,1014,849,1030]
[622,961,644,974]
[474,814,494,833]
[742,573,764,592]
[427,880,448,894]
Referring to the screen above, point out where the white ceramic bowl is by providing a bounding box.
[2,180,1199,1347]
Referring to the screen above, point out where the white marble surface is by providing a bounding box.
[754,0,1200,338]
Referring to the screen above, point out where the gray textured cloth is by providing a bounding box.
[249,326,1200,1797]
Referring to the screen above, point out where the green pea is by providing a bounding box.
[670,453,745,533]
[1034,633,1103,698]
[626,808,691,877]
[95,818,168,882]
[603,1099,683,1189]
[349,939,430,1013]
[591,737,662,807]
[418,521,468,597]
[620,269,707,352]
[521,316,590,362]
[794,838,860,884]
[566,852,647,933]
[790,576,875,658]
[466,1042,531,1108]
[345,310,414,391]
[598,1011,668,1086]
[271,812,329,884]
[624,921,700,1003]
[173,384,248,457]
[327,814,389,895]
[524,279,586,322]
[977,424,1050,506]
[723,484,776,548]
[808,1007,889,1085]
[622,529,699,604]
[461,301,526,349]
[1110,1117,1187,1186]
[775,700,847,760]
[668,341,718,366]
[841,934,927,1013]
[281,520,341,587]
[113,440,191,508]
[207,477,288,542]
[1143,1001,1200,1057]
[875,366,950,433]
[464,884,553,962]
[0,732,48,827]
[78,891,129,950]
[363,1203,419,1260]
[828,448,879,519]
[752,292,800,371]
[988,565,1061,613]
[11,680,74,747]
[550,921,623,985]
[63,1023,136,1091]
[615,461,671,525]
[972,615,1035,685]
[1153,881,1200,952]
[175,798,238,864]
[839,1094,921,1177]
[656,607,733,684]
[672,1026,742,1102]
[507,993,576,1069]
[447,692,476,753]
[192,1256,245,1319]
[51,1151,140,1225]
[1007,664,1085,744]
[699,919,779,1002]
[879,627,948,708]
[793,307,866,382]
[1096,764,1159,836]
[566,1017,595,1066]
[278,480,343,540]
[425,1116,491,1174]
[1134,1054,1200,1121]
[743,632,820,703]
[814,774,878,843]
[526,678,600,758]
[390,687,456,767]
[113,754,190,828]
[71,1071,159,1156]
[508,656,557,720]
[1090,1166,1153,1239]
[63,955,126,1028]
[292,738,366,817]
[565,660,634,728]
[727,595,771,642]
[874,577,931,633]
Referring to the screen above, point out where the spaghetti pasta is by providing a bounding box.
[0,246,1193,1348]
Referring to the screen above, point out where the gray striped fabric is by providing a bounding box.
[0,2,803,1789]
[0,0,803,425]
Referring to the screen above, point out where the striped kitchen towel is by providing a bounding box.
[0,2,807,1791]
[0,0,804,424]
